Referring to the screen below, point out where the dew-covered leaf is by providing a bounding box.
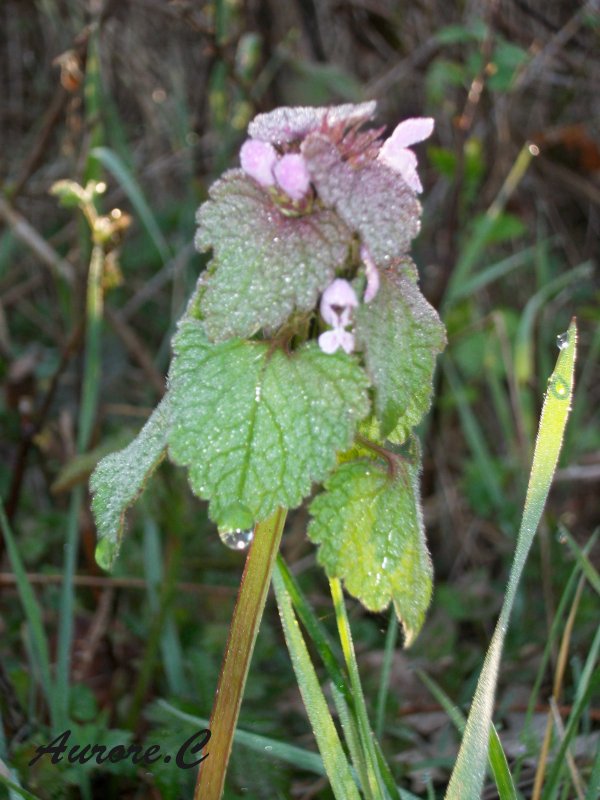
[195,171,353,341]
[248,101,376,144]
[355,263,446,440]
[308,448,432,645]
[90,397,169,569]
[302,133,421,263]
[167,319,370,527]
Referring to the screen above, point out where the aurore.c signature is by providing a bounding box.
[28,728,211,769]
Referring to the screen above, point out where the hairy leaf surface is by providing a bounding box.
[302,134,421,263]
[91,397,169,569]
[308,453,432,644]
[248,101,376,144]
[355,264,446,439]
[196,171,352,341]
[167,319,370,526]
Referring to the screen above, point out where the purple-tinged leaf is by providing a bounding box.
[248,101,376,145]
[302,133,421,263]
[355,262,446,439]
[195,171,353,341]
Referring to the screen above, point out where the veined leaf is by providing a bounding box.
[90,396,169,569]
[302,133,421,263]
[308,444,432,645]
[196,170,352,341]
[167,319,370,528]
[355,263,446,439]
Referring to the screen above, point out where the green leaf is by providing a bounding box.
[167,319,370,527]
[308,448,432,645]
[302,134,421,263]
[355,263,446,439]
[90,396,169,569]
[195,170,352,341]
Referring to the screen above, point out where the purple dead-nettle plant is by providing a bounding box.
[91,101,446,642]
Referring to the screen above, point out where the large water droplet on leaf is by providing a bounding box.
[556,331,569,350]
[218,527,254,551]
[95,537,117,571]
[216,501,255,549]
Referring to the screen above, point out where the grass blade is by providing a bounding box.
[330,578,388,799]
[375,612,399,739]
[157,700,326,777]
[91,145,171,263]
[0,501,56,726]
[272,567,361,800]
[0,772,43,800]
[417,670,517,800]
[445,319,577,800]
[559,526,600,597]
[541,625,600,799]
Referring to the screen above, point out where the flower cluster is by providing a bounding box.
[240,140,312,202]
[198,101,434,354]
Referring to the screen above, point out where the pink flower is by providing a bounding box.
[240,140,277,188]
[378,117,434,193]
[273,154,311,201]
[319,279,358,327]
[318,279,358,354]
[360,244,380,303]
[240,140,312,201]
[318,327,355,355]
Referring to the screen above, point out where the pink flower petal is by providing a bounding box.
[320,279,358,327]
[318,329,341,354]
[387,117,434,149]
[318,328,355,355]
[360,244,380,303]
[239,139,277,187]
[273,153,311,200]
[337,329,355,354]
[378,142,417,173]
[378,145,423,192]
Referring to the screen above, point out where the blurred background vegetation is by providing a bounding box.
[0,1,598,798]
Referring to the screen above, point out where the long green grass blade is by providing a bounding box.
[277,558,401,800]
[91,146,171,263]
[330,578,388,799]
[273,567,361,800]
[521,534,597,750]
[157,700,326,776]
[446,319,577,800]
[375,612,399,739]
[0,772,43,800]
[418,670,517,800]
[541,624,600,799]
[0,501,56,726]
[276,556,347,690]
[585,744,600,800]
[559,526,600,597]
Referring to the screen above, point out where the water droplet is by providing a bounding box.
[218,526,254,551]
[556,331,569,350]
[264,745,273,752]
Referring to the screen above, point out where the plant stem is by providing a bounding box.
[194,508,287,800]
